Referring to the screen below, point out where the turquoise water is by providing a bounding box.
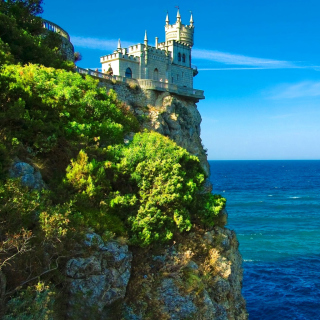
[209,160,320,320]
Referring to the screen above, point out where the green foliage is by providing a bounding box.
[0,179,42,233]
[0,142,10,180]
[0,39,14,65]
[4,281,56,320]
[0,0,74,69]
[0,64,139,162]
[112,131,205,246]
[64,132,224,246]
[195,194,226,227]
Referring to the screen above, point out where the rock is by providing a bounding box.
[158,278,197,319]
[83,232,104,249]
[9,162,46,190]
[66,256,101,278]
[120,227,247,320]
[66,234,132,317]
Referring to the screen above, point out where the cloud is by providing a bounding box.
[271,81,320,99]
[71,36,134,51]
[198,67,284,71]
[192,49,295,69]
[71,36,318,71]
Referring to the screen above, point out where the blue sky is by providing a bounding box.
[42,0,320,160]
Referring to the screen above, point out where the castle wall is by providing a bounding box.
[169,42,191,67]
[146,49,168,81]
[170,64,193,88]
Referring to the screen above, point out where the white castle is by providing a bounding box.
[100,9,202,97]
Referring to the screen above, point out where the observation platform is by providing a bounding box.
[75,67,205,100]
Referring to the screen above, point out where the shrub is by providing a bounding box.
[65,131,216,246]
[4,282,56,320]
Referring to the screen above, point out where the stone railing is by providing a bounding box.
[42,19,70,41]
[75,67,205,100]
[136,79,205,99]
[75,67,137,84]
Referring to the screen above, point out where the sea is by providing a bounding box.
[209,160,320,320]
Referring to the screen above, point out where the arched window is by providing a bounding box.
[153,68,159,80]
[178,52,181,62]
[182,54,186,63]
[125,67,132,78]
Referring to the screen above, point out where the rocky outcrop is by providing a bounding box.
[120,225,247,320]
[9,161,46,190]
[99,82,209,176]
[65,233,132,318]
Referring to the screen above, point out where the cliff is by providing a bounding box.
[0,69,247,319]
[69,80,247,319]
[99,80,209,177]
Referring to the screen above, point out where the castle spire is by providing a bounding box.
[144,30,148,47]
[117,38,121,50]
[166,11,169,25]
[176,8,181,22]
[190,12,194,26]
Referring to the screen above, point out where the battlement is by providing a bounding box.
[101,52,140,63]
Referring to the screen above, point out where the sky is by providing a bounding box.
[42,0,320,160]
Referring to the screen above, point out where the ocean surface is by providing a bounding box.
[209,160,320,320]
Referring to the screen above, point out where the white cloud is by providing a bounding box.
[71,36,134,51]
[71,36,318,71]
[271,81,320,99]
[192,49,295,69]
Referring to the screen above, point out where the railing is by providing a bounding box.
[42,19,70,41]
[75,67,205,99]
[75,67,137,84]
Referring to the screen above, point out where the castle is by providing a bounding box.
[100,10,199,91]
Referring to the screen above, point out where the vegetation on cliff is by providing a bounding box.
[0,0,226,317]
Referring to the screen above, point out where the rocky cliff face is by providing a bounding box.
[99,81,209,176]
[64,80,248,319]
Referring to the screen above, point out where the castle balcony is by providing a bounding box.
[75,67,205,100]
[42,19,74,61]
[136,79,205,100]
[42,19,71,41]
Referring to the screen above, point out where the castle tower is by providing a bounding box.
[165,9,194,47]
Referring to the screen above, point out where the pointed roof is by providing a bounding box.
[190,12,194,25]
[176,8,181,21]
[144,30,148,42]
[166,11,169,24]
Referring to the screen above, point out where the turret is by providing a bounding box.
[165,12,169,25]
[176,9,181,23]
[190,12,194,27]
[144,30,148,46]
[165,9,194,47]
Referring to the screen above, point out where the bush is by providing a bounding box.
[4,282,56,320]
[65,131,223,246]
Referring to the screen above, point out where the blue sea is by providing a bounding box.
[209,160,320,320]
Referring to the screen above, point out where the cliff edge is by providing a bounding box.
[82,80,248,319]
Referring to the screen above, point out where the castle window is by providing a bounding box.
[153,68,159,81]
[178,52,181,62]
[125,67,132,78]
[182,54,186,63]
